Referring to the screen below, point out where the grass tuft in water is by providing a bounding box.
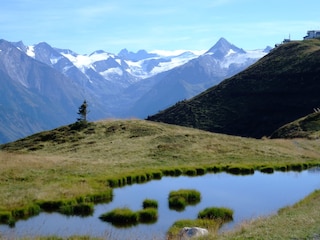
[142,199,158,209]
[38,198,96,216]
[99,207,139,227]
[183,169,197,176]
[137,208,158,223]
[227,166,254,175]
[162,168,183,176]
[0,211,13,225]
[198,207,233,222]
[11,204,41,219]
[196,167,207,175]
[59,202,94,216]
[260,167,274,174]
[168,189,201,211]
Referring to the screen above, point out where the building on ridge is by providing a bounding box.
[304,30,320,40]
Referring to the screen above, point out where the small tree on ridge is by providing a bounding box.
[77,100,89,124]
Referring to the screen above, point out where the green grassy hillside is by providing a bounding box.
[147,39,320,138]
[1,119,320,212]
[271,111,320,139]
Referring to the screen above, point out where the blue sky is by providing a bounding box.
[1,0,319,54]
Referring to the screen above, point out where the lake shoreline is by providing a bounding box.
[1,169,319,239]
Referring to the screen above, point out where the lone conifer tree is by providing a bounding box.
[77,100,89,123]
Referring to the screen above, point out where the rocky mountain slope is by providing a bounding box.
[0,40,86,143]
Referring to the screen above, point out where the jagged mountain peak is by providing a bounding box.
[118,48,158,62]
[31,41,65,66]
[89,50,108,56]
[0,39,23,51]
[11,40,27,52]
[206,37,246,59]
[35,41,52,48]
[118,48,129,55]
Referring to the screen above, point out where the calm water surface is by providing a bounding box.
[1,169,320,239]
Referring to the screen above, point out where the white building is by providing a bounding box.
[304,30,320,40]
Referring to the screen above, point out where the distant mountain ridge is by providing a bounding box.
[147,39,320,138]
[0,39,86,142]
[0,38,268,143]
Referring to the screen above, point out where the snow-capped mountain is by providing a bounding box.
[206,37,246,58]
[59,47,202,80]
[23,42,202,88]
[0,37,269,143]
[119,49,201,79]
[127,38,268,118]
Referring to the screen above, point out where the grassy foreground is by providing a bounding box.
[216,189,320,240]
[0,119,320,237]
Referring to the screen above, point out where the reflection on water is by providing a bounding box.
[1,169,319,239]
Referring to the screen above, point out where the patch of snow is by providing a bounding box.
[61,51,114,71]
[61,48,205,80]
[26,46,35,58]
[220,49,267,69]
[149,54,198,76]
[90,51,113,62]
[100,67,123,78]
[226,49,236,57]
[124,51,202,79]
[50,56,63,65]
[124,60,148,77]
[62,65,73,73]
[61,53,90,71]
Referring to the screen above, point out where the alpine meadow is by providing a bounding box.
[1,38,320,239]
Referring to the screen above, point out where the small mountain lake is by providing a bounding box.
[1,168,320,239]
